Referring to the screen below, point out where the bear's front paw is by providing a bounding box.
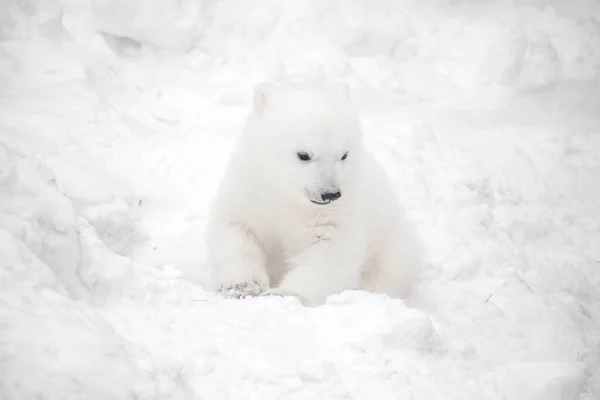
[218,277,267,299]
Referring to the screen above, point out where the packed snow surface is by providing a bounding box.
[1,0,600,399]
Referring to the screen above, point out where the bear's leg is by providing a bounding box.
[207,222,270,298]
[264,236,364,306]
[362,230,421,300]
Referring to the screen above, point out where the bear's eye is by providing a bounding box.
[341,152,348,161]
[297,152,311,161]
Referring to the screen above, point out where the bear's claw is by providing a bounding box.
[218,279,266,299]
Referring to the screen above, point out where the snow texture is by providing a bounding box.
[0,0,599,399]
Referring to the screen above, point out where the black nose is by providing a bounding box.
[321,191,342,202]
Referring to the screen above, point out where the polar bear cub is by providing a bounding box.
[205,81,421,306]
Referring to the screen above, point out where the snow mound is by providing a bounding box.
[91,0,204,52]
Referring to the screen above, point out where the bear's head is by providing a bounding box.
[243,81,364,208]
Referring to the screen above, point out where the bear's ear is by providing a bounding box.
[253,82,275,114]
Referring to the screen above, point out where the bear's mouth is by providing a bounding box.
[310,199,332,205]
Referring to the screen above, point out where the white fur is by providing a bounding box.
[205,81,421,306]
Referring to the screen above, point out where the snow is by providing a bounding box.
[1,0,599,398]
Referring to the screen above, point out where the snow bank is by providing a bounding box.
[0,143,88,300]
[1,0,599,399]
[91,0,204,52]
[200,0,600,98]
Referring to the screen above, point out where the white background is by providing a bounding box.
[1,0,599,399]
